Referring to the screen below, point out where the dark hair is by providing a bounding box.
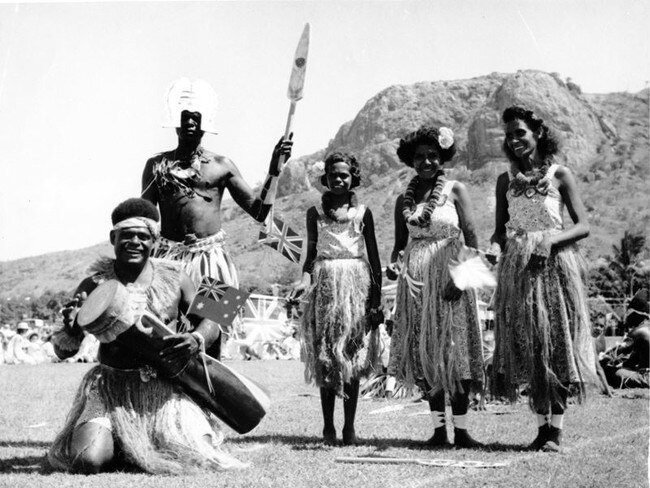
[111,198,160,225]
[501,106,559,163]
[396,125,456,167]
[320,152,361,189]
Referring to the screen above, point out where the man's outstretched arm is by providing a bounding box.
[226,136,293,222]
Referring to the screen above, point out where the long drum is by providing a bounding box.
[76,279,270,434]
[140,312,270,434]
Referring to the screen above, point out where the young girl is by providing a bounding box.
[489,106,596,452]
[386,126,484,448]
[292,152,383,446]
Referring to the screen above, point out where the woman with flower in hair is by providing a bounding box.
[386,126,484,448]
[291,152,383,446]
[488,106,596,452]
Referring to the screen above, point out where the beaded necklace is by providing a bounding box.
[321,191,358,223]
[402,171,447,227]
[509,160,550,198]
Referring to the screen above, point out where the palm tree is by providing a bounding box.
[608,230,648,298]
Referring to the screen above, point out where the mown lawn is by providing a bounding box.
[0,361,647,488]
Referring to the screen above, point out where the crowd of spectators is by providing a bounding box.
[0,321,99,365]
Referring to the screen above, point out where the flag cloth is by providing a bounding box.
[258,216,303,264]
[189,277,250,327]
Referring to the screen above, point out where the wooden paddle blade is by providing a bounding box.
[287,23,310,101]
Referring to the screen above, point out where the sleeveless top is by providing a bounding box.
[505,164,564,235]
[315,204,367,259]
[407,180,461,241]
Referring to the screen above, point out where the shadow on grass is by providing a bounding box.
[230,434,531,453]
[0,454,50,474]
[0,440,51,448]
[231,434,440,450]
[477,442,530,452]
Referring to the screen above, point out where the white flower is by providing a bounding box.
[313,161,325,172]
[438,127,454,149]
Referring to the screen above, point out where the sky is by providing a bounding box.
[0,0,648,261]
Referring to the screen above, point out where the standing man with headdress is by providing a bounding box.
[142,79,293,357]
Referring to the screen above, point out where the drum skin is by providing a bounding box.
[76,280,132,343]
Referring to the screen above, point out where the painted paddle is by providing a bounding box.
[261,23,310,215]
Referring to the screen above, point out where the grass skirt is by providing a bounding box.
[388,237,484,397]
[301,258,380,394]
[492,232,597,411]
[48,365,244,474]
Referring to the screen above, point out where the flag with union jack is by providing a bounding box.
[188,276,250,327]
[258,216,303,264]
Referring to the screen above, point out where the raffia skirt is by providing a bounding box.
[492,231,597,411]
[48,365,244,474]
[301,258,380,395]
[388,237,484,397]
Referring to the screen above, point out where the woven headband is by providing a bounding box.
[112,217,160,239]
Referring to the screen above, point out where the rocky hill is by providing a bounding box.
[1,70,648,300]
[277,70,632,196]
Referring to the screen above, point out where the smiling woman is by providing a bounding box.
[489,106,597,453]
[386,125,484,448]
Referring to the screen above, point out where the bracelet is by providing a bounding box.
[190,331,215,394]
[260,175,279,204]
[190,331,206,354]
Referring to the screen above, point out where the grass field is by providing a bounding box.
[0,361,647,488]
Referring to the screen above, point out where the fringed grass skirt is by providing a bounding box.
[388,237,484,397]
[48,365,244,474]
[492,232,597,412]
[301,258,380,394]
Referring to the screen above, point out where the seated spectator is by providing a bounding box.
[26,332,49,364]
[5,322,37,365]
[599,290,650,389]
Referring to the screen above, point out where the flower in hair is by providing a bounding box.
[438,127,454,150]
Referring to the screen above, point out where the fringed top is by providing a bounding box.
[89,257,183,326]
[315,205,367,259]
[406,180,459,241]
[152,147,215,202]
[506,164,564,234]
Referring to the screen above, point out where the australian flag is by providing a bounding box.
[188,277,250,327]
[258,216,303,264]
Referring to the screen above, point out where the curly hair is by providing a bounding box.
[111,198,160,225]
[396,125,456,167]
[320,151,361,189]
[501,106,560,163]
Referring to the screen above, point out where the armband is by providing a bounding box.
[259,174,279,205]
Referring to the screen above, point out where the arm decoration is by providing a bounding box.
[259,174,279,205]
[191,331,206,355]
